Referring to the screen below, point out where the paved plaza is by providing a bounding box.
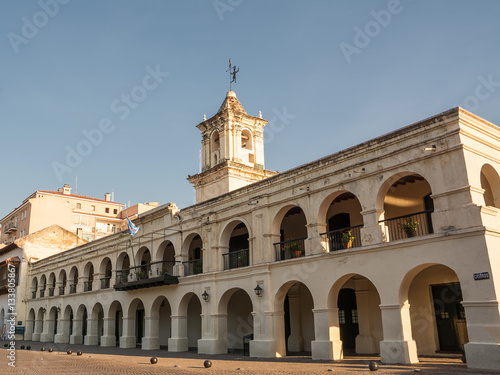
[2,341,499,374]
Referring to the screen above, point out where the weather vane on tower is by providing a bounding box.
[227,59,239,91]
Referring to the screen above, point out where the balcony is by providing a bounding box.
[223,249,249,270]
[183,259,203,276]
[379,210,433,242]
[84,281,93,292]
[48,287,55,297]
[114,260,179,291]
[39,289,45,298]
[3,222,17,234]
[69,284,77,294]
[59,286,65,296]
[320,225,363,252]
[274,237,307,261]
[100,277,111,289]
[32,291,37,299]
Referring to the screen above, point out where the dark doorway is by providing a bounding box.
[329,213,351,231]
[115,311,120,344]
[284,295,291,353]
[432,284,466,352]
[136,309,144,345]
[338,288,359,352]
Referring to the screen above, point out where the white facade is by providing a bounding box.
[20,102,500,371]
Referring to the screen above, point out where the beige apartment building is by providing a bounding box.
[1,186,129,244]
[6,91,500,372]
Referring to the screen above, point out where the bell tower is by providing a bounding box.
[188,91,277,203]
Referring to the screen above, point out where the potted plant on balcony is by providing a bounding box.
[194,260,203,274]
[237,252,247,267]
[137,271,145,280]
[400,217,419,238]
[341,230,355,249]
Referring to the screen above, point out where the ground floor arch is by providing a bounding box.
[402,264,469,356]
[274,281,315,357]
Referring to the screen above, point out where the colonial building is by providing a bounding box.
[0,185,125,244]
[0,185,159,244]
[17,92,500,371]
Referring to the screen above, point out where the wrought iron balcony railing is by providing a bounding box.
[100,277,111,289]
[84,281,93,292]
[113,260,179,291]
[379,210,433,242]
[273,237,307,261]
[320,225,363,252]
[222,249,249,270]
[183,259,203,276]
[69,284,77,294]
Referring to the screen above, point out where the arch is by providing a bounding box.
[88,302,105,345]
[116,251,131,271]
[317,191,364,251]
[83,261,94,291]
[480,164,500,207]
[219,218,252,246]
[211,130,220,166]
[57,269,67,295]
[273,281,316,356]
[241,128,253,150]
[149,295,172,347]
[271,205,308,260]
[31,277,38,298]
[63,305,74,339]
[220,219,251,269]
[68,266,79,294]
[126,298,146,345]
[399,263,467,355]
[135,246,150,267]
[106,300,124,346]
[27,308,36,337]
[377,173,434,241]
[218,288,254,352]
[156,240,175,261]
[99,257,113,289]
[326,274,383,355]
[39,274,47,297]
[182,233,203,275]
[48,272,56,296]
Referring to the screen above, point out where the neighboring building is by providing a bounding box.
[0,186,157,244]
[0,225,87,340]
[18,93,500,371]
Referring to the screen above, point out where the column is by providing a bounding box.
[54,318,70,343]
[355,280,377,353]
[263,233,280,263]
[311,308,343,360]
[360,209,385,245]
[70,319,83,344]
[100,317,116,347]
[379,303,418,364]
[198,314,228,355]
[462,300,500,371]
[168,315,188,352]
[306,223,328,255]
[287,293,303,352]
[40,321,55,343]
[25,319,34,341]
[119,316,136,348]
[142,316,160,350]
[84,318,99,345]
[91,273,101,292]
[32,319,43,341]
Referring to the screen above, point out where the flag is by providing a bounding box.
[126,212,141,237]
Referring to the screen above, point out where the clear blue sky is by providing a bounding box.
[1,0,499,219]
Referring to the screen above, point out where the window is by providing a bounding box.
[105,208,110,213]
[76,203,81,209]
[91,205,95,211]
[338,310,346,324]
[113,209,118,214]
